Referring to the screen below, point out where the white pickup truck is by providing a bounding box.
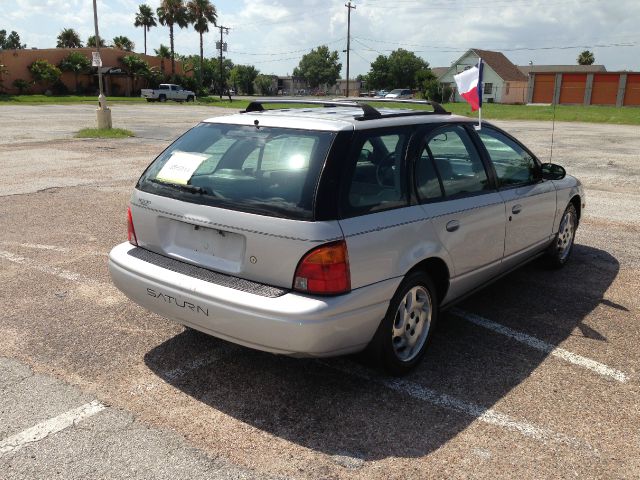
[141,84,196,102]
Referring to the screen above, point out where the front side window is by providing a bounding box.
[138,123,335,220]
[478,128,538,187]
[344,131,409,215]
[417,125,491,199]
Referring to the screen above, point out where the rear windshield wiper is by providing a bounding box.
[149,178,204,194]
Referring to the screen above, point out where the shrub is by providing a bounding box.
[12,78,31,94]
[28,59,62,87]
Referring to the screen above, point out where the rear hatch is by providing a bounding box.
[131,122,343,289]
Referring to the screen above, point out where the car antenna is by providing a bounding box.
[549,101,557,163]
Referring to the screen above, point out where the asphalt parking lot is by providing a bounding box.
[1,103,639,479]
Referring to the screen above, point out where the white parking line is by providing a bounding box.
[0,249,83,282]
[451,308,629,383]
[0,249,122,306]
[0,241,70,252]
[322,360,589,449]
[0,400,106,455]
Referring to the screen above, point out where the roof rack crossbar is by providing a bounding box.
[243,99,382,119]
[338,97,450,115]
[241,97,450,119]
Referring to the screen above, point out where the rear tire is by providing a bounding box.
[367,271,438,375]
[187,95,194,102]
[546,203,577,268]
[159,94,167,102]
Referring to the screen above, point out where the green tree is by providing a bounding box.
[59,52,91,92]
[293,45,341,89]
[186,0,217,87]
[113,36,135,51]
[254,74,274,95]
[12,78,31,94]
[87,35,107,47]
[157,0,189,75]
[134,4,157,55]
[366,49,430,90]
[366,55,390,90]
[120,54,151,95]
[0,30,26,49]
[577,50,595,65]
[229,64,259,95]
[154,44,171,73]
[28,59,62,89]
[56,28,83,48]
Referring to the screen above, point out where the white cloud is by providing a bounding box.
[1,0,638,75]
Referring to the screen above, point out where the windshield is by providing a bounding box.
[137,123,335,220]
[388,89,403,95]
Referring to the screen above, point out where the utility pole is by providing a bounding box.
[345,1,356,98]
[92,0,111,128]
[216,25,230,99]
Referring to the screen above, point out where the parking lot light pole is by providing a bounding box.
[93,0,112,129]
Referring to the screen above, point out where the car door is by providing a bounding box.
[338,127,431,289]
[414,124,506,298]
[474,126,557,265]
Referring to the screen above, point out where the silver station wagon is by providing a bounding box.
[109,99,584,374]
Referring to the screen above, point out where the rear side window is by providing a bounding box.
[343,131,409,216]
[418,125,491,198]
[137,123,335,220]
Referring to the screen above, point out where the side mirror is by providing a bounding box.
[541,163,566,180]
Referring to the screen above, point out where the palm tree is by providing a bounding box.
[56,28,83,48]
[134,4,157,56]
[577,50,595,66]
[87,35,106,48]
[154,44,171,74]
[113,36,135,51]
[157,0,189,75]
[187,0,217,86]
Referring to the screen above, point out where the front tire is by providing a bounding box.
[368,271,438,375]
[546,203,577,268]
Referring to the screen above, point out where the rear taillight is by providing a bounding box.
[293,240,350,295]
[127,207,138,246]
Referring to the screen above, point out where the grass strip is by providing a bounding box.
[75,128,135,139]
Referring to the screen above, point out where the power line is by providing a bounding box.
[352,35,638,53]
[227,38,346,57]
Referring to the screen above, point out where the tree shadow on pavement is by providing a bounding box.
[144,243,619,460]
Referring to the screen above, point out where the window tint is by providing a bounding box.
[479,129,537,187]
[415,148,443,200]
[138,123,334,220]
[346,132,408,214]
[423,126,490,198]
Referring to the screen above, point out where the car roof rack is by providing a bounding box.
[242,98,449,120]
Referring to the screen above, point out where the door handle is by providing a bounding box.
[511,204,523,214]
[446,220,460,232]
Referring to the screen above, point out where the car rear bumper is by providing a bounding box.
[108,242,399,357]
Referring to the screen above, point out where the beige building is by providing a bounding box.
[0,47,185,95]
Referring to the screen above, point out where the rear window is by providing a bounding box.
[137,123,335,220]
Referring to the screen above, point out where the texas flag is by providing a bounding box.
[454,59,483,111]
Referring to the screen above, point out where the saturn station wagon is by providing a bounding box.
[108,99,584,374]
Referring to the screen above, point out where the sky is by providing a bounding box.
[2,0,639,77]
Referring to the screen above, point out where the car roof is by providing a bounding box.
[203,101,476,132]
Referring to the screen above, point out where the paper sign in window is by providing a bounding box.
[155,151,208,185]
